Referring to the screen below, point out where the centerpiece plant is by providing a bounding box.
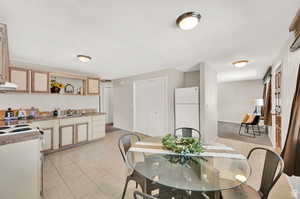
[162,134,206,166]
[162,134,204,154]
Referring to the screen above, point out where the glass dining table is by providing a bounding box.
[126,139,251,199]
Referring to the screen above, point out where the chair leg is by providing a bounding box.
[239,124,243,135]
[257,125,261,135]
[252,126,256,137]
[121,177,130,199]
[245,125,249,134]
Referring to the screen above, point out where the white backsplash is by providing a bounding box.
[0,93,99,111]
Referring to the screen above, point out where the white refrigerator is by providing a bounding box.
[175,87,200,131]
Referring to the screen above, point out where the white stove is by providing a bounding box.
[0,124,39,136]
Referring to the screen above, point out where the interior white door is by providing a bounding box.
[101,86,113,124]
[134,77,167,136]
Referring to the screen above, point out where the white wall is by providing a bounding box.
[0,93,99,111]
[113,68,184,133]
[200,63,218,144]
[218,80,264,123]
[272,33,300,149]
[271,33,300,197]
[184,71,200,87]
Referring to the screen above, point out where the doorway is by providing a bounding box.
[133,77,168,137]
[100,83,113,124]
[274,65,282,149]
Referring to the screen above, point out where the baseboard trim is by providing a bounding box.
[218,120,240,124]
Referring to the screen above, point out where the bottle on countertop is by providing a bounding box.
[28,107,37,119]
[17,108,27,120]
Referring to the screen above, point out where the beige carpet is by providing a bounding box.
[218,121,272,146]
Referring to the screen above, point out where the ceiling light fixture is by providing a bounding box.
[232,60,249,68]
[176,12,201,30]
[77,55,92,63]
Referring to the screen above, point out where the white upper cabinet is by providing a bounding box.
[0,23,9,84]
[31,70,49,93]
[9,67,29,92]
[87,77,100,95]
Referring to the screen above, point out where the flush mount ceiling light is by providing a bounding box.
[232,60,249,68]
[77,55,92,63]
[176,12,202,30]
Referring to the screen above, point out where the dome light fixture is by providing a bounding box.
[176,12,202,30]
[232,60,249,68]
[77,55,92,63]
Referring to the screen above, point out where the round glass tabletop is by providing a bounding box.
[126,147,251,192]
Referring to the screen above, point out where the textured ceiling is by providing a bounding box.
[0,0,299,81]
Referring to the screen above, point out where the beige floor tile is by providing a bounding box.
[78,190,110,199]
[43,131,293,199]
[65,175,100,199]
[43,183,74,199]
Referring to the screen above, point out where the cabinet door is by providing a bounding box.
[59,125,74,148]
[92,115,105,140]
[9,67,29,92]
[0,23,9,83]
[75,123,88,143]
[41,128,53,152]
[31,70,49,93]
[87,78,100,95]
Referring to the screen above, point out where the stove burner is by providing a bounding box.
[9,128,32,133]
[14,124,30,128]
[0,126,10,130]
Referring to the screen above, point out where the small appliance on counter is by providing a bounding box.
[4,108,17,121]
[53,108,60,117]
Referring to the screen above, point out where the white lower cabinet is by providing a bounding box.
[32,120,59,152]
[59,125,74,148]
[92,115,106,139]
[32,114,105,151]
[0,139,41,199]
[76,123,88,143]
[42,128,53,151]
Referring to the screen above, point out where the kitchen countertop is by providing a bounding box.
[0,130,42,146]
[0,112,106,127]
[0,112,106,146]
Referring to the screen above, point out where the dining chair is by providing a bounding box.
[239,115,261,137]
[118,133,159,199]
[174,127,201,141]
[221,147,284,199]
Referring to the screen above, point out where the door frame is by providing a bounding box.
[273,63,282,149]
[133,76,168,135]
[100,83,113,124]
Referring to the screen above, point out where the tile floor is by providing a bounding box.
[43,130,293,199]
